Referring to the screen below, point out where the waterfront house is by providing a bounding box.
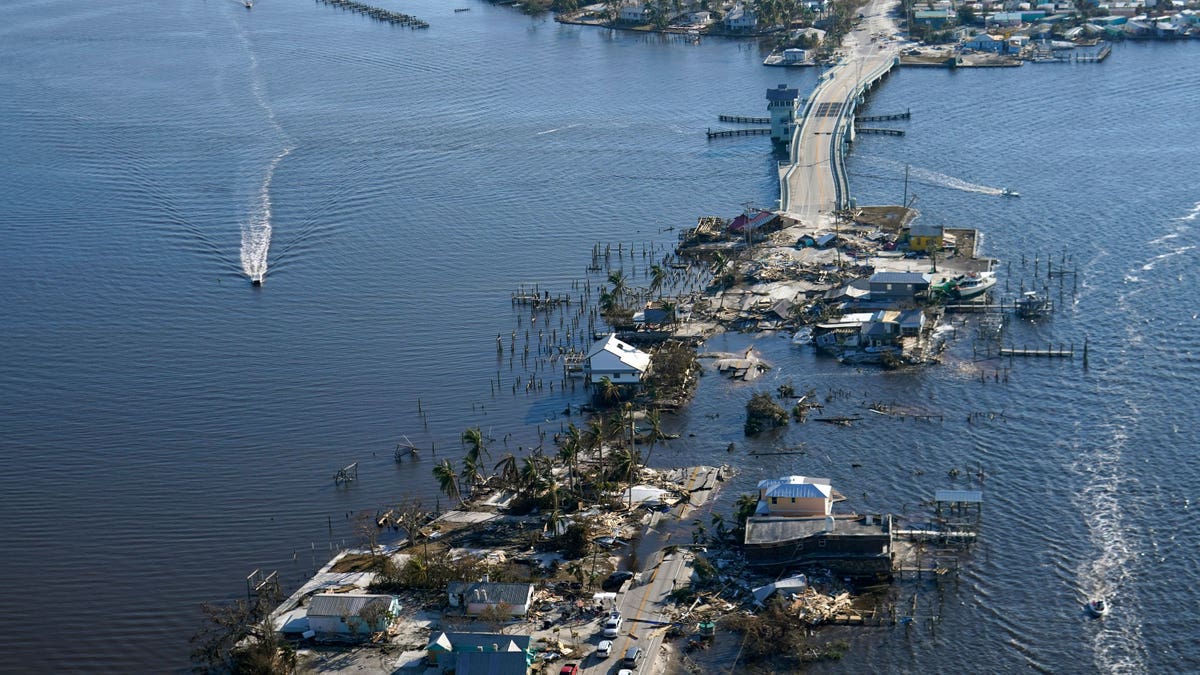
[724,4,758,31]
[743,475,892,577]
[447,580,535,616]
[632,301,671,326]
[756,476,832,516]
[868,271,931,303]
[618,2,649,23]
[964,33,1008,51]
[426,631,533,674]
[728,209,780,237]
[585,333,651,385]
[305,593,399,636]
[897,308,926,337]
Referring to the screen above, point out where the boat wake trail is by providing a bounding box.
[241,146,291,283]
[1173,200,1200,222]
[859,157,1007,195]
[236,21,294,285]
[1070,421,1148,674]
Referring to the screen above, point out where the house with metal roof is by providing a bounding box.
[305,593,400,635]
[868,272,930,302]
[447,581,535,616]
[584,333,651,386]
[426,631,533,673]
[756,476,832,517]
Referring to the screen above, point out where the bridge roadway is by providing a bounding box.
[781,0,902,227]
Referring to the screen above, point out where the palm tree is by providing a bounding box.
[712,251,729,276]
[649,264,666,298]
[461,427,489,464]
[557,424,583,492]
[613,446,643,508]
[460,454,483,493]
[598,376,621,406]
[493,452,521,492]
[607,270,628,302]
[433,459,462,506]
[660,299,677,329]
[642,409,663,467]
[520,454,550,497]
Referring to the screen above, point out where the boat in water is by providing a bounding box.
[935,271,997,300]
[1001,188,1019,197]
[250,275,264,286]
[1015,290,1051,318]
[243,0,253,7]
[1085,598,1109,617]
[791,327,812,345]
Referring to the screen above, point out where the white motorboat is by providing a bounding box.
[1001,187,1020,197]
[1085,598,1109,617]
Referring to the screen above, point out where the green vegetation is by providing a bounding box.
[745,391,789,435]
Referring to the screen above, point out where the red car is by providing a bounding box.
[559,665,580,675]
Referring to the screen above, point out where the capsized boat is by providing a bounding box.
[1085,598,1109,617]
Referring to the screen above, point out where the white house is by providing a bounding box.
[756,476,833,517]
[618,2,649,23]
[584,333,651,385]
[447,581,535,616]
[724,4,758,30]
[306,594,399,635]
[964,33,1008,51]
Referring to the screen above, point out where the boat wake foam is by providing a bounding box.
[236,22,294,285]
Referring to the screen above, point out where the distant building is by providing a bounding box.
[447,581,535,616]
[426,632,533,674]
[584,334,651,385]
[868,271,931,302]
[305,594,399,635]
[724,4,758,30]
[914,8,956,27]
[964,33,1009,51]
[618,2,649,23]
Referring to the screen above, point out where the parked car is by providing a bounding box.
[603,611,623,637]
[596,640,613,658]
[623,646,643,667]
[559,665,580,675]
[602,570,634,591]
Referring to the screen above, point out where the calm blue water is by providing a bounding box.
[1,0,1196,670]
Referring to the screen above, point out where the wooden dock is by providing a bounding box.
[707,127,771,139]
[718,114,769,124]
[856,127,905,136]
[854,110,910,122]
[316,0,428,28]
[999,345,1074,358]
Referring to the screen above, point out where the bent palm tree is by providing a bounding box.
[433,459,461,506]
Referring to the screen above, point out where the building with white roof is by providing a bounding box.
[756,475,833,516]
[584,333,651,385]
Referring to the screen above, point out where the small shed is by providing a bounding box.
[907,223,944,252]
[306,594,399,635]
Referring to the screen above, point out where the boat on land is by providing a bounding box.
[935,271,997,300]
[1001,188,1020,197]
[1085,598,1109,617]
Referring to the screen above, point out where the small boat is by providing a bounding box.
[1015,290,1051,318]
[454,6,471,10]
[250,275,264,286]
[1001,188,1020,197]
[1085,598,1109,617]
[791,327,812,345]
[243,0,253,7]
